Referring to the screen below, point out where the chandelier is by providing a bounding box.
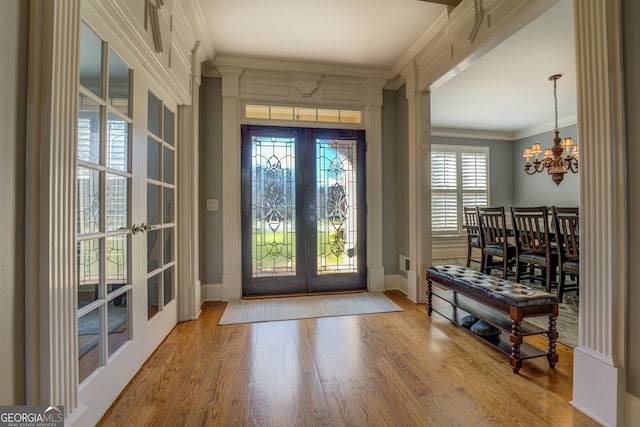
[523,74,578,186]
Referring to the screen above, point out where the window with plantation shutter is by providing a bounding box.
[431,145,489,236]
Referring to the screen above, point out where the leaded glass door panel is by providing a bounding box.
[241,125,366,296]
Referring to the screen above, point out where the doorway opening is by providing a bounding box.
[241,125,367,296]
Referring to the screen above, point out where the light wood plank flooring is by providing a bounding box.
[98,291,599,426]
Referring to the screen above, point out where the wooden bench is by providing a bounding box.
[426,265,559,373]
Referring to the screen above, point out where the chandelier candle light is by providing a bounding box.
[523,74,578,186]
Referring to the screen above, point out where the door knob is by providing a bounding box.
[130,223,157,235]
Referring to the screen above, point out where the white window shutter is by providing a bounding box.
[431,146,489,236]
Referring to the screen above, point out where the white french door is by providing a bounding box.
[76,19,178,422]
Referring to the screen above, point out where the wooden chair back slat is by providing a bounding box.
[511,207,550,255]
[553,207,579,260]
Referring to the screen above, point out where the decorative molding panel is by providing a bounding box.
[211,55,389,80]
[322,88,365,102]
[291,72,322,97]
[243,83,291,98]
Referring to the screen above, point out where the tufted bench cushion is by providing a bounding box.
[426,265,559,308]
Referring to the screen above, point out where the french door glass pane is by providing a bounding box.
[163,188,174,223]
[77,167,101,234]
[316,139,358,274]
[78,306,102,383]
[163,267,174,305]
[147,92,161,137]
[147,138,161,181]
[77,239,101,309]
[106,173,127,231]
[163,106,174,146]
[108,50,130,117]
[106,235,128,284]
[148,274,160,319]
[107,295,129,357]
[164,228,173,264]
[163,146,174,184]
[78,95,101,164]
[106,113,129,171]
[79,23,103,98]
[147,184,161,225]
[147,229,160,273]
[251,136,296,277]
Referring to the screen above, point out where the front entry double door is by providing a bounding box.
[241,125,367,296]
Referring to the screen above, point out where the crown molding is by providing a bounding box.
[431,114,578,142]
[210,55,390,80]
[390,7,452,79]
[384,74,407,91]
[514,114,578,140]
[179,0,215,64]
[431,127,515,141]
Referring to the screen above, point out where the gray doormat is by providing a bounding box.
[218,292,403,325]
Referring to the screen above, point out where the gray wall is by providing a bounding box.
[623,0,640,397]
[199,77,224,284]
[0,0,27,405]
[382,89,399,275]
[431,136,515,209]
[512,124,580,207]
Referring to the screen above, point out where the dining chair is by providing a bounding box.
[463,206,482,267]
[552,206,580,303]
[510,206,557,293]
[476,206,516,279]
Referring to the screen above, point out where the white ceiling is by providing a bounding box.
[197,0,576,136]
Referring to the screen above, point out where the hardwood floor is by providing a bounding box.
[98,291,598,426]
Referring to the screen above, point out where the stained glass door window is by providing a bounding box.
[251,135,297,277]
[241,126,366,296]
[316,138,359,274]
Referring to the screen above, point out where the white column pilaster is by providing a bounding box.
[177,41,202,320]
[218,66,243,300]
[25,0,82,422]
[365,83,385,292]
[401,64,432,303]
[571,0,626,425]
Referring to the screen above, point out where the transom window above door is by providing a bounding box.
[245,104,362,124]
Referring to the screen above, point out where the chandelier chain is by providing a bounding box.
[553,77,559,132]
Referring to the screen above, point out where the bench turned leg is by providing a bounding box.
[510,319,523,374]
[547,314,559,368]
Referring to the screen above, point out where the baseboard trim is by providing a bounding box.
[384,274,408,295]
[65,405,87,427]
[571,345,622,427]
[201,283,224,302]
[204,277,411,301]
[626,392,640,426]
